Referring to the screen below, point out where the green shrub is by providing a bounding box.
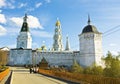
[0,65,8,72]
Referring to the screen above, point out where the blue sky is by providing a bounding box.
[0,0,120,55]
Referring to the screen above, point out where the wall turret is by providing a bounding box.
[78,15,103,67]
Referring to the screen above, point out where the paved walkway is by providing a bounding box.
[10,67,68,84]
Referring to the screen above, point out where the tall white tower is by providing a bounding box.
[17,14,32,49]
[79,15,103,67]
[53,19,63,51]
[65,36,70,51]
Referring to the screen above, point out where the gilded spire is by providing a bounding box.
[88,14,91,25]
[55,18,61,26]
[53,18,63,51]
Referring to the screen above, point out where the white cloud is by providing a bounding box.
[110,51,119,56]
[28,15,42,29]
[45,0,51,3]
[0,0,15,9]
[0,25,7,36]
[32,30,53,38]
[10,15,42,29]
[10,17,22,26]
[7,2,15,9]
[0,10,2,13]
[35,2,42,8]
[26,8,35,12]
[18,3,27,8]
[0,13,6,24]
[109,43,117,47]
[0,0,6,8]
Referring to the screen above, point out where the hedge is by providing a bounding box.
[38,69,120,84]
[0,68,10,82]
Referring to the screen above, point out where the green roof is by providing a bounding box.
[82,15,100,34]
[20,22,29,32]
[41,57,48,63]
[20,14,29,32]
[82,25,100,34]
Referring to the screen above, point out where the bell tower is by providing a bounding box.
[53,18,63,51]
[17,14,32,49]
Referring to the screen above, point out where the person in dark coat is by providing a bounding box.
[29,68,32,74]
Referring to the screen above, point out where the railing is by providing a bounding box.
[38,69,120,84]
[0,68,10,82]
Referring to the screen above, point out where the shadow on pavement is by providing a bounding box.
[5,71,13,84]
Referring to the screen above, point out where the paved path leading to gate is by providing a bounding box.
[10,67,68,84]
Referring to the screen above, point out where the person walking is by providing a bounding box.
[29,67,32,74]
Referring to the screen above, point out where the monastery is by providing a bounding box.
[8,14,103,67]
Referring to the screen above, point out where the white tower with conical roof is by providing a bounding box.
[78,15,103,67]
[53,18,63,51]
[17,14,32,49]
[9,14,32,66]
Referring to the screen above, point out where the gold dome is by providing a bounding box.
[41,45,47,51]
[55,20,61,26]
[36,45,47,51]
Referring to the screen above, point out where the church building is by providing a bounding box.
[8,14,103,67]
[9,14,32,65]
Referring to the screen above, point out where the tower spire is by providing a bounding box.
[23,13,28,23]
[20,14,29,32]
[88,14,91,25]
[17,14,32,49]
[65,35,70,51]
[53,18,63,51]
[55,18,61,27]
